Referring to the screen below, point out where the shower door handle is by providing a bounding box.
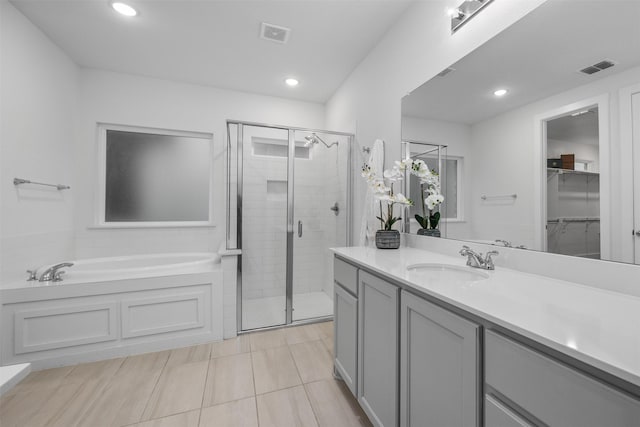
[298,221,303,238]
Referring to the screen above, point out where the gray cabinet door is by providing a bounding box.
[358,270,400,427]
[400,291,480,427]
[334,282,358,397]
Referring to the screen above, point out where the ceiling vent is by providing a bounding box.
[579,59,616,75]
[437,67,456,77]
[260,23,291,44]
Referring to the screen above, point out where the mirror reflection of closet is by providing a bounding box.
[546,107,600,259]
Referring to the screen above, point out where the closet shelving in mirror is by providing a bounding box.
[546,168,599,177]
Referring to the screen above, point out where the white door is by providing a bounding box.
[633,92,640,264]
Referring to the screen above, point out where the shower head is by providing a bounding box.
[303,133,338,149]
[304,135,316,147]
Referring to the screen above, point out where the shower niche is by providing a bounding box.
[227,121,353,331]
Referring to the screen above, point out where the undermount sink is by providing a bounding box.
[406,263,490,284]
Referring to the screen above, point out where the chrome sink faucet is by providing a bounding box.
[459,246,498,270]
[39,262,74,282]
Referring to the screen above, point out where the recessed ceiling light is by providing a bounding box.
[493,89,508,97]
[111,2,137,17]
[285,78,299,87]
[570,109,590,117]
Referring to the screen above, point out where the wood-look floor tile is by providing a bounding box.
[322,336,334,356]
[134,409,200,427]
[9,365,73,392]
[41,378,112,427]
[203,353,254,406]
[252,346,301,395]
[166,343,211,368]
[142,360,209,420]
[117,350,170,376]
[211,335,251,358]
[256,385,319,427]
[199,397,258,427]
[249,328,287,351]
[0,387,61,427]
[305,379,372,427]
[65,357,125,384]
[314,321,334,340]
[285,324,321,345]
[290,340,334,383]
[77,368,164,426]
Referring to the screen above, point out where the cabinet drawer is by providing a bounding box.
[334,257,358,296]
[485,395,533,427]
[485,330,640,427]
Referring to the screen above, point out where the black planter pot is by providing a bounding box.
[417,228,441,238]
[375,230,401,249]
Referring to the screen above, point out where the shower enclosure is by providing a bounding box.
[227,121,353,331]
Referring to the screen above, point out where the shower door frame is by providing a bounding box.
[226,120,354,332]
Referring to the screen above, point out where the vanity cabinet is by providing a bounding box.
[484,395,533,427]
[400,290,480,427]
[358,270,399,427]
[485,330,640,427]
[333,258,358,397]
[333,253,640,427]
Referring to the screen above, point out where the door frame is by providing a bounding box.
[534,94,610,257]
[227,120,354,332]
[619,83,640,264]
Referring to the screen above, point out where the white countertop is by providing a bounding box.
[332,246,640,388]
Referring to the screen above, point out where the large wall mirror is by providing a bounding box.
[402,0,640,265]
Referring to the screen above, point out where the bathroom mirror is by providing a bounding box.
[401,0,640,264]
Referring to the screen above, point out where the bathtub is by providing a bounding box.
[0,252,224,370]
[35,252,220,285]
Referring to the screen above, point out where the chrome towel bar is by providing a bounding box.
[13,178,70,190]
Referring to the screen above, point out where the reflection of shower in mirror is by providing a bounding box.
[304,133,338,148]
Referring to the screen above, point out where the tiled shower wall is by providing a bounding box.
[241,127,348,300]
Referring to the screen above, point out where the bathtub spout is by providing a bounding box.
[39,263,74,282]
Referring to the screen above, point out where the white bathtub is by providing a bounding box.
[1,252,224,370]
[36,252,220,285]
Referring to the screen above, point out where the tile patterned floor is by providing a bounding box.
[0,321,372,427]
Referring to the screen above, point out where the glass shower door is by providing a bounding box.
[292,131,349,321]
[239,125,289,329]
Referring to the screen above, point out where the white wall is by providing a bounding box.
[0,0,78,284]
[469,65,640,258]
[74,69,325,259]
[325,0,548,243]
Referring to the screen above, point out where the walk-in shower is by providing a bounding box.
[227,121,353,331]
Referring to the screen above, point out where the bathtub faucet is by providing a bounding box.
[39,262,74,282]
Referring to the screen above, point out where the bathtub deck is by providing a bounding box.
[0,321,372,427]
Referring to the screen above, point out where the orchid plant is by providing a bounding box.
[361,161,413,231]
[408,159,445,230]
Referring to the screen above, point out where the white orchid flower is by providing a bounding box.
[372,181,390,194]
[394,159,413,171]
[425,194,444,210]
[410,159,430,178]
[394,193,413,206]
[383,167,404,182]
[376,194,393,202]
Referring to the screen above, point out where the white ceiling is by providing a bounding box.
[10,0,413,103]
[547,110,599,146]
[402,0,640,124]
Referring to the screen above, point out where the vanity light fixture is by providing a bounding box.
[111,2,137,17]
[285,78,299,87]
[449,0,494,33]
[493,89,508,97]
